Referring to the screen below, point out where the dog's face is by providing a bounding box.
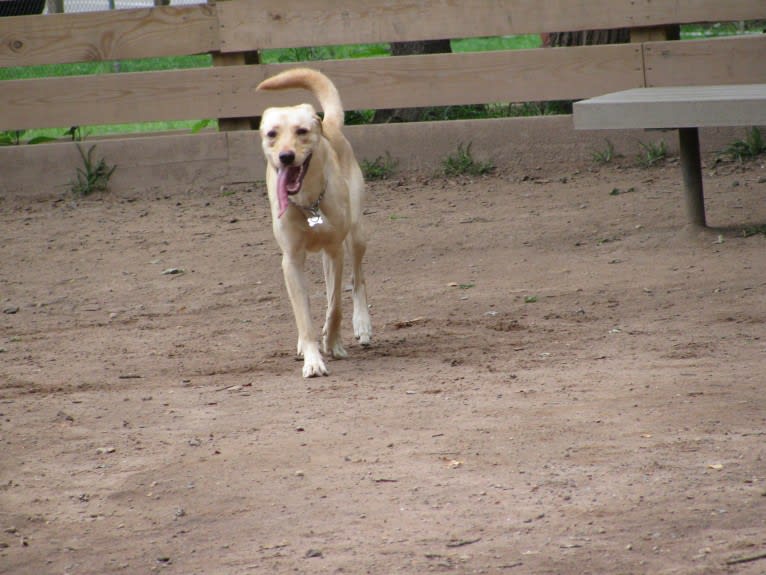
[260,103,323,217]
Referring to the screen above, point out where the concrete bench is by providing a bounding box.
[573,84,766,227]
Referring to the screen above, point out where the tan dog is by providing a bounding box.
[256,68,372,377]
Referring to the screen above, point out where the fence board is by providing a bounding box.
[1,0,762,68]
[218,0,766,51]
[307,44,643,108]
[644,35,766,87]
[0,44,642,131]
[0,5,219,67]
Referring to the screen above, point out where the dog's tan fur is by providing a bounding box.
[256,68,371,377]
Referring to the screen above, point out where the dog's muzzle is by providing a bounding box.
[276,153,312,217]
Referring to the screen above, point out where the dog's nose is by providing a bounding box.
[279,151,296,166]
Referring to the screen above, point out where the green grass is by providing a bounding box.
[453,35,542,51]
[442,143,495,177]
[719,127,766,161]
[742,224,766,237]
[0,53,212,81]
[591,139,617,164]
[68,144,116,196]
[361,152,398,180]
[2,119,213,144]
[680,21,765,39]
[637,140,668,167]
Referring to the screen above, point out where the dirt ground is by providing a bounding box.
[1,152,765,575]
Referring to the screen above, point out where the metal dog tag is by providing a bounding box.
[307,214,324,227]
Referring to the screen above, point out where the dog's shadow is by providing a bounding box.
[349,315,530,365]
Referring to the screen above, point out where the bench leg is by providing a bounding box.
[678,127,706,227]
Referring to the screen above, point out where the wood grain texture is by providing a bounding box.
[1,0,762,67]
[218,0,766,51]
[0,5,218,67]
[574,84,766,130]
[644,35,766,88]
[0,119,756,196]
[0,44,643,131]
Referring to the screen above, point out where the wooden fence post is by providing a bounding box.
[630,25,679,87]
[46,0,63,13]
[630,25,680,43]
[211,0,260,131]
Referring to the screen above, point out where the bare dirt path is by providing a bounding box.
[2,157,765,574]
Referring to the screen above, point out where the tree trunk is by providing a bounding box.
[540,28,633,113]
[541,29,631,47]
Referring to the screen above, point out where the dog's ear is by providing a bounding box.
[314,114,324,135]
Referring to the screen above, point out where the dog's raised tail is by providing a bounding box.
[257,68,345,128]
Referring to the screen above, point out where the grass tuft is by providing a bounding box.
[720,127,766,162]
[442,143,495,177]
[591,139,617,164]
[0,129,58,146]
[361,152,398,180]
[637,140,667,167]
[742,224,766,238]
[69,144,116,196]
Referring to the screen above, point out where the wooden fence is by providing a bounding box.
[0,0,766,198]
[1,0,765,134]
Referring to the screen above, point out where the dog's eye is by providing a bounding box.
[296,128,309,136]
[266,130,277,138]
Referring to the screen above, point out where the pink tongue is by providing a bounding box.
[276,168,290,217]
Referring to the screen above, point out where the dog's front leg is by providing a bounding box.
[281,252,327,377]
[346,226,372,346]
[322,246,347,359]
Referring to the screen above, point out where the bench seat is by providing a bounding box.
[574,84,766,227]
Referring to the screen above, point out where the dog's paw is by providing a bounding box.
[354,318,372,347]
[297,340,328,377]
[303,362,328,378]
[325,337,348,359]
[322,328,347,359]
[302,358,328,378]
[302,347,328,378]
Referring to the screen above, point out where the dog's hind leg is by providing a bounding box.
[282,251,328,377]
[346,225,372,346]
[322,247,347,359]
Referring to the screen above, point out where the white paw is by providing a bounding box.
[358,333,371,347]
[300,344,328,377]
[302,357,328,378]
[354,317,372,347]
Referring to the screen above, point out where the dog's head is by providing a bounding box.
[259,103,323,217]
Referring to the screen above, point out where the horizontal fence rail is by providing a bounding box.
[2,0,765,66]
[3,36,766,132]
[217,0,766,51]
[0,5,218,67]
[0,0,765,132]
[643,35,766,87]
[0,44,650,130]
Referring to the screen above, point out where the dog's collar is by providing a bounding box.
[289,188,325,224]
